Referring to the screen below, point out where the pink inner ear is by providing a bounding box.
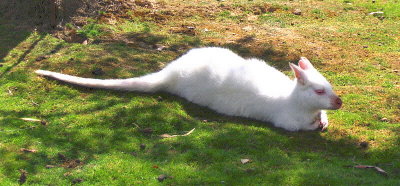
[298,57,313,70]
[289,63,306,85]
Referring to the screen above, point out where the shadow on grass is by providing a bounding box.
[0,85,369,182]
[0,20,32,75]
[2,76,399,183]
[0,35,44,78]
[0,20,65,78]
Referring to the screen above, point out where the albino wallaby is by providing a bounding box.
[36,47,342,131]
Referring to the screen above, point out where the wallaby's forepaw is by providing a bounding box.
[319,111,329,131]
[319,121,328,131]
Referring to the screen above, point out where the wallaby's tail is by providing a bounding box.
[35,70,166,92]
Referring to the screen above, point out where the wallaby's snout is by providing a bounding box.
[331,96,342,110]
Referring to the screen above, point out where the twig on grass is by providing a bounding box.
[160,128,195,138]
[20,118,47,125]
[20,118,42,122]
[348,165,388,176]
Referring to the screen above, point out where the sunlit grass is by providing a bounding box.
[0,0,399,184]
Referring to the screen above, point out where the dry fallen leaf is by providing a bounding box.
[380,118,388,122]
[140,144,146,151]
[63,172,72,177]
[62,159,83,169]
[157,174,169,182]
[20,148,37,153]
[58,153,67,161]
[360,141,369,148]
[45,165,56,169]
[19,169,27,184]
[35,55,49,61]
[7,88,13,95]
[241,159,251,164]
[140,128,154,134]
[293,9,302,15]
[18,169,28,185]
[245,168,256,173]
[155,44,166,51]
[72,178,84,184]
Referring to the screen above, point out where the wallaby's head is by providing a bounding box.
[289,57,342,110]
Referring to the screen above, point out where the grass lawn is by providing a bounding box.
[0,0,399,185]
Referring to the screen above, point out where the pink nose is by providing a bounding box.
[334,97,342,109]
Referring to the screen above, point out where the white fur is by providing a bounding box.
[35,47,342,131]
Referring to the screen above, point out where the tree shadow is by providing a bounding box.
[0,21,31,72]
[0,34,44,78]
[222,35,301,71]
[0,0,99,31]
[0,0,90,77]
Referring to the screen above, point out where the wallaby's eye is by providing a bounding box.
[314,89,325,95]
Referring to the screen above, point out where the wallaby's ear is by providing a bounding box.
[298,57,315,70]
[289,63,307,85]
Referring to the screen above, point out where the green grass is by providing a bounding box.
[1,0,399,185]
